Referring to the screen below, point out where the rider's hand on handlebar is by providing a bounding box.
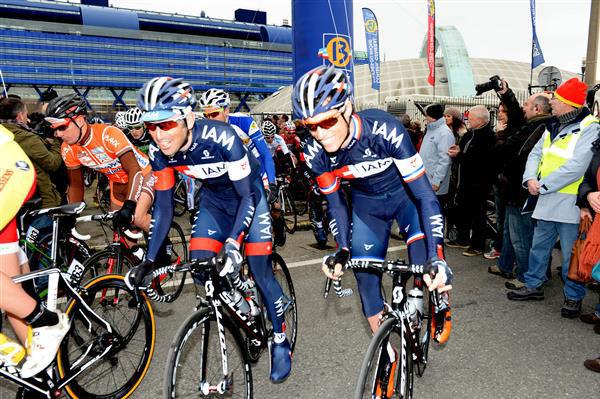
[423,258,453,293]
[113,200,136,229]
[125,259,154,290]
[322,248,350,280]
[217,239,243,277]
[267,182,278,204]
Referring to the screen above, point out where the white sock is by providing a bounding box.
[274,332,286,344]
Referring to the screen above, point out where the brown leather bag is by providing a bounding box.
[568,216,593,283]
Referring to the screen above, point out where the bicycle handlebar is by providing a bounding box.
[74,211,143,240]
[323,258,437,299]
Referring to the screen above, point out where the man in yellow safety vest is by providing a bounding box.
[508,78,599,319]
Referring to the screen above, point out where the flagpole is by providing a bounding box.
[530,39,534,95]
[0,69,7,97]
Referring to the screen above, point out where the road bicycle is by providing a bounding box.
[275,175,297,234]
[1,206,156,398]
[78,212,189,301]
[142,251,297,398]
[324,258,450,399]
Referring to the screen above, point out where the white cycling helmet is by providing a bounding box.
[199,88,230,110]
[262,120,277,138]
[114,111,127,130]
[124,107,143,127]
[283,120,296,133]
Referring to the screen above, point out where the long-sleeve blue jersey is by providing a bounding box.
[303,109,445,259]
[146,119,262,261]
[228,112,276,185]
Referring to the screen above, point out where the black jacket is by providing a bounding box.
[454,122,495,197]
[495,114,554,207]
[577,140,600,216]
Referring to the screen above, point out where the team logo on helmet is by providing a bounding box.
[15,160,30,171]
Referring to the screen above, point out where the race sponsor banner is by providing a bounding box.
[530,0,545,68]
[427,0,435,86]
[362,8,380,90]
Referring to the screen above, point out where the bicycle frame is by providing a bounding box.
[1,268,119,397]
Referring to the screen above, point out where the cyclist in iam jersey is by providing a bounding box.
[292,65,453,333]
[125,77,292,383]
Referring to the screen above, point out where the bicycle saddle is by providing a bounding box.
[30,202,86,217]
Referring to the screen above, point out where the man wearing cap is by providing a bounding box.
[420,103,455,213]
[507,78,600,319]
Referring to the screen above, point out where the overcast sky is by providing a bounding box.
[93,1,595,79]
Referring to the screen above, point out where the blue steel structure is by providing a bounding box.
[0,0,293,112]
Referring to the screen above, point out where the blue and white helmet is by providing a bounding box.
[199,88,230,110]
[137,77,196,122]
[291,64,353,119]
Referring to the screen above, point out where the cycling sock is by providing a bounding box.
[21,279,38,300]
[24,303,58,328]
[274,332,286,344]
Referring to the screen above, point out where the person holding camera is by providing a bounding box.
[0,96,64,243]
[488,85,553,289]
[507,78,599,319]
[447,105,495,256]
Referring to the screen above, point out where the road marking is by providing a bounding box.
[286,244,408,269]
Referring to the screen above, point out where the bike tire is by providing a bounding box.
[57,275,155,399]
[173,177,188,217]
[280,189,297,234]
[164,308,253,399]
[270,252,298,353]
[78,246,136,287]
[153,221,188,301]
[415,289,434,378]
[355,317,413,399]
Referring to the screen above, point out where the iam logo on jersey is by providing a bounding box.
[321,34,352,69]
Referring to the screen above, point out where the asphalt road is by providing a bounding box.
[2,226,600,398]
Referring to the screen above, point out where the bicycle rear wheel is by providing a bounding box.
[355,317,413,399]
[57,275,155,399]
[164,308,252,399]
[280,189,297,234]
[270,253,297,353]
[78,246,135,286]
[153,221,188,301]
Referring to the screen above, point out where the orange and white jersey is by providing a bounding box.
[61,124,151,184]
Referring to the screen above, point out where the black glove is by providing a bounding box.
[325,248,351,271]
[216,240,243,277]
[113,200,136,229]
[267,183,278,204]
[426,257,453,286]
[125,259,154,290]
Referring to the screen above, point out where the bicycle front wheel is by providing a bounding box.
[164,308,252,399]
[57,275,155,399]
[271,253,297,353]
[152,221,188,301]
[355,317,413,399]
[280,188,297,234]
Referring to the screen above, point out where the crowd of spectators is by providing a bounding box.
[404,77,600,373]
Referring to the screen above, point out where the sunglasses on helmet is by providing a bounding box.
[304,116,339,132]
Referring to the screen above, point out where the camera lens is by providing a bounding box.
[475,81,494,96]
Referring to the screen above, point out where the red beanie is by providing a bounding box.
[554,78,588,108]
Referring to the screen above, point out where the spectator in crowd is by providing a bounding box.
[507,78,599,320]
[277,114,289,131]
[488,91,553,286]
[444,107,467,143]
[420,104,455,212]
[575,133,600,334]
[486,82,529,260]
[0,96,63,237]
[447,105,495,256]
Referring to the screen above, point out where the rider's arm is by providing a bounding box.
[226,144,258,242]
[66,168,84,203]
[248,121,277,185]
[304,141,351,249]
[119,150,144,201]
[387,127,445,259]
[145,164,174,262]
